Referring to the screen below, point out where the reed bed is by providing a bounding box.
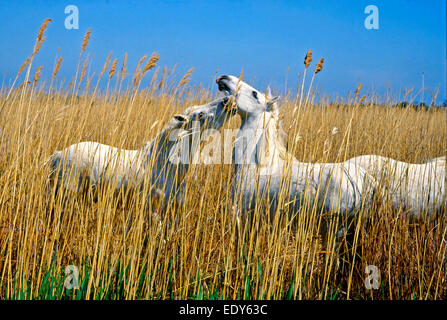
[0,21,445,300]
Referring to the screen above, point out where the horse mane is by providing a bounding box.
[256,104,296,166]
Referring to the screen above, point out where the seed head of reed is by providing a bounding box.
[178,67,194,86]
[314,58,324,74]
[355,83,363,97]
[99,52,112,79]
[304,50,313,68]
[121,53,128,80]
[142,52,160,76]
[135,55,147,71]
[133,69,141,87]
[33,37,46,57]
[52,57,63,81]
[37,18,51,41]
[18,58,30,77]
[109,58,117,79]
[33,18,51,56]
[33,66,43,86]
[18,80,31,89]
[81,29,92,53]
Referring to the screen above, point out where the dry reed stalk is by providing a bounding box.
[70,29,92,103]
[158,66,167,91]
[297,50,313,110]
[78,55,89,87]
[22,19,51,96]
[92,51,112,96]
[304,57,325,106]
[0,43,446,301]
[99,52,113,79]
[116,53,127,95]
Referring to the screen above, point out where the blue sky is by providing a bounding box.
[0,0,445,103]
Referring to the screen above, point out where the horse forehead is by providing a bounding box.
[242,82,257,92]
[229,77,259,93]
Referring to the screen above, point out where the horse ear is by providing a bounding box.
[268,96,280,105]
[267,86,273,99]
[266,96,280,113]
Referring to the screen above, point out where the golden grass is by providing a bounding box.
[0,22,445,300]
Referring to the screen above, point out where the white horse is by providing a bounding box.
[345,154,446,218]
[425,155,446,165]
[216,75,375,233]
[46,97,235,208]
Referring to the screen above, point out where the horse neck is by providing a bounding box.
[235,111,287,168]
[141,127,190,175]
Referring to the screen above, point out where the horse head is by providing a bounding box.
[182,96,237,131]
[216,75,279,118]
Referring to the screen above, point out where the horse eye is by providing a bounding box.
[198,111,205,119]
[252,91,258,100]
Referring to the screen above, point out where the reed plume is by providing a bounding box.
[20,19,52,95]
[355,83,362,96]
[142,52,160,76]
[304,57,325,107]
[109,58,118,79]
[135,55,147,72]
[131,55,147,87]
[121,53,128,80]
[100,52,112,77]
[178,67,194,86]
[304,49,313,69]
[33,18,51,56]
[18,58,30,77]
[32,66,43,86]
[314,58,324,74]
[133,69,141,87]
[81,29,92,53]
[298,49,313,111]
[52,57,63,81]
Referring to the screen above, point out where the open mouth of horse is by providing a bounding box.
[216,76,233,95]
